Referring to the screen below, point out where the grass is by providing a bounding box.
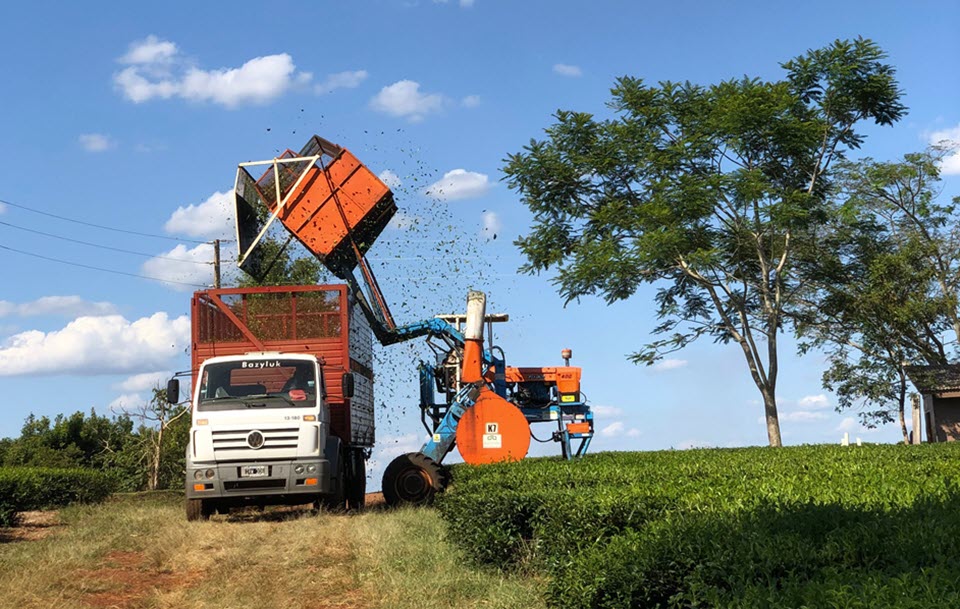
[0,492,545,609]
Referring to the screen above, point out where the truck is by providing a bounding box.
[167,284,373,520]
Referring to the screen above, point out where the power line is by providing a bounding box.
[0,243,210,288]
[0,197,212,244]
[0,220,215,265]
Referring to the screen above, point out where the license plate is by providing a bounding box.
[240,465,268,478]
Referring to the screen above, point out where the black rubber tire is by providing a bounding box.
[346,448,366,511]
[382,452,447,507]
[185,498,213,521]
[320,450,348,512]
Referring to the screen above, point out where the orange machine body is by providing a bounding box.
[455,387,532,465]
[485,366,583,404]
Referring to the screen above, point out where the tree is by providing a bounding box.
[1,410,145,490]
[502,38,905,446]
[797,148,960,440]
[129,387,190,491]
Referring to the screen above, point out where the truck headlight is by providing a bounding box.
[307,464,317,473]
[194,470,204,480]
[294,464,305,474]
[205,468,215,479]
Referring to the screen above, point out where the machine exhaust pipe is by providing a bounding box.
[461,291,486,383]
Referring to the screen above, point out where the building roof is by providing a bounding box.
[904,364,960,394]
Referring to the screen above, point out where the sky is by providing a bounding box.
[1,1,959,486]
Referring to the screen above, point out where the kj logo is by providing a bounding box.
[486,423,498,434]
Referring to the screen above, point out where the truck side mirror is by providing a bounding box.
[167,378,180,404]
[342,372,355,399]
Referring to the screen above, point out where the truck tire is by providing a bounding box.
[346,448,366,511]
[382,452,447,507]
[186,498,213,521]
[319,450,348,512]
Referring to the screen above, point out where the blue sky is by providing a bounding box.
[1,1,959,482]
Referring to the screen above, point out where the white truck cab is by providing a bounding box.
[177,352,345,520]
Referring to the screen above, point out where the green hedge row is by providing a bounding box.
[436,444,960,608]
[0,467,114,526]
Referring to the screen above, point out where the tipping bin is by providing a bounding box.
[235,135,397,281]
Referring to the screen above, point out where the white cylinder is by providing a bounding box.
[465,291,487,341]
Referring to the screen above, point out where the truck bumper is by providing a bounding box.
[186,458,330,500]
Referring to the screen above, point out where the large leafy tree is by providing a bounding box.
[798,149,960,440]
[503,38,905,446]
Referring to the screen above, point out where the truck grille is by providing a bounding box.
[223,479,286,492]
[212,428,299,452]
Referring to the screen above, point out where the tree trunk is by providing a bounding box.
[149,425,163,491]
[897,375,909,444]
[762,389,782,447]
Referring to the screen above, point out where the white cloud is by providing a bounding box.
[119,35,178,65]
[836,417,858,432]
[78,133,115,152]
[374,433,426,460]
[370,80,446,122]
[928,124,960,176]
[425,169,491,201]
[0,296,118,318]
[315,70,368,95]
[929,125,960,144]
[653,358,688,371]
[942,154,960,176]
[179,55,306,108]
[164,190,235,239]
[781,410,829,423]
[0,313,189,376]
[378,169,403,189]
[481,211,501,238]
[115,371,172,393]
[387,210,420,231]
[590,404,623,417]
[460,0,475,6]
[109,393,144,411]
[141,243,215,291]
[553,63,583,77]
[797,394,830,409]
[626,428,641,438]
[461,95,481,108]
[114,67,178,102]
[600,421,625,437]
[114,36,309,108]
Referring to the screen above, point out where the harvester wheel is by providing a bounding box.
[186,498,213,521]
[382,452,447,507]
[346,448,366,511]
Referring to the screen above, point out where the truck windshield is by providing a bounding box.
[197,359,318,411]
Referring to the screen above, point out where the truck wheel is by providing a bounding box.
[346,448,366,511]
[319,451,348,512]
[382,452,447,507]
[186,498,213,521]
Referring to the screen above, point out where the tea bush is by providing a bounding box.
[436,444,960,607]
[0,466,114,526]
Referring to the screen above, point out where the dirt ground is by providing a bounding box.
[0,510,63,543]
[1,493,386,545]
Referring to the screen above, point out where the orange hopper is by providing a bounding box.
[235,135,397,282]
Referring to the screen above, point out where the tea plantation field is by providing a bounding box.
[437,444,960,608]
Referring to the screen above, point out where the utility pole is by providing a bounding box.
[213,239,221,289]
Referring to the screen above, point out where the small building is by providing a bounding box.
[904,364,960,442]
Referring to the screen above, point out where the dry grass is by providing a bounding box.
[0,492,545,609]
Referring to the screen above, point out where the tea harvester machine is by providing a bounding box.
[232,135,594,505]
